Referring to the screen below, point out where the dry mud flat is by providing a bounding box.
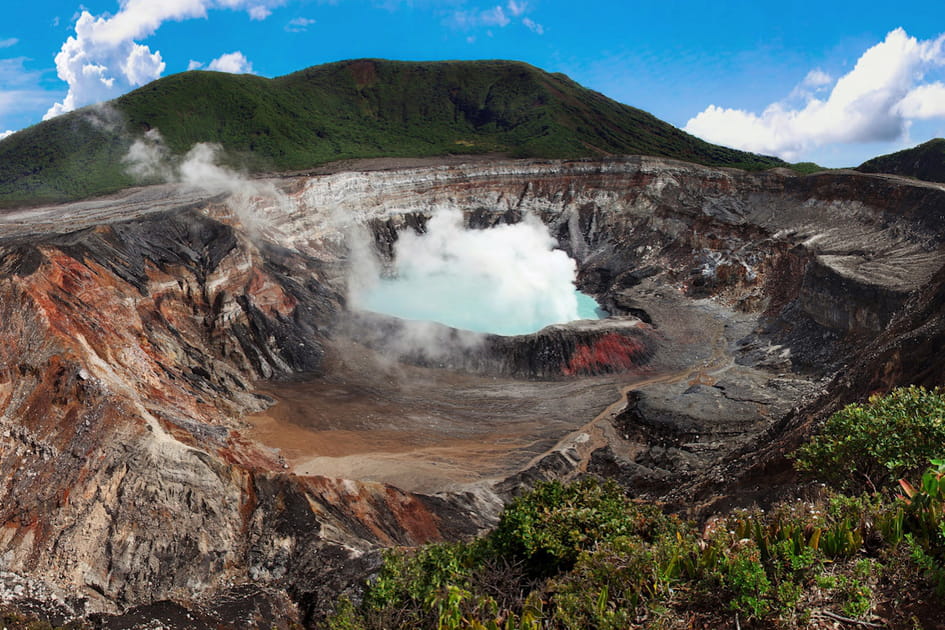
[245,342,625,493]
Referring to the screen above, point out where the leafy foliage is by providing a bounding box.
[793,385,945,492]
[490,478,669,576]
[324,475,945,629]
[0,59,786,206]
[858,138,945,183]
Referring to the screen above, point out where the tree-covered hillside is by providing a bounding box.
[0,59,785,207]
[858,138,945,183]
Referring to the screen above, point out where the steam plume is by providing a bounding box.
[350,209,584,336]
[123,129,286,235]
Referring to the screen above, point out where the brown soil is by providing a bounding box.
[243,339,634,493]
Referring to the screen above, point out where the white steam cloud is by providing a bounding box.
[684,28,945,161]
[350,210,586,336]
[123,129,285,234]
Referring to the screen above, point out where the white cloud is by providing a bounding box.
[207,51,254,74]
[0,38,18,49]
[684,28,945,161]
[481,6,509,27]
[44,0,283,120]
[0,130,13,141]
[896,82,945,119]
[507,0,527,17]
[451,2,544,37]
[248,5,272,20]
[452,5,509,29]
[522,17,543,35]
[285,17,316,32]
[187,59,204,71]
[803,68,832,87]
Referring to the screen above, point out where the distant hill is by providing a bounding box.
[0,59,786,206]
[857,138,945,183]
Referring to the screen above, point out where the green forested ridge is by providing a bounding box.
[0,59,785,206]
[857,138,945,183]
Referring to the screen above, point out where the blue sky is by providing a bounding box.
[2,1,945,166]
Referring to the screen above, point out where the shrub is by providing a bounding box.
[490,478,670,577]
[793,386,945,492]
[323,475,945,629]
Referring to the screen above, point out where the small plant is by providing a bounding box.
[898,459,945,591]
[723,542,773,620]
[898,459,945,544]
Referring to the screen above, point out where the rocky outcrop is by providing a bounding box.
[343,311,656,378]
[269,157,945,363]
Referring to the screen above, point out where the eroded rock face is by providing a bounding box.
[0,206,483,622]
[1,156,945,625]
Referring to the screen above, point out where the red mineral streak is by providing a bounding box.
[563,332,648,376]
[246,268,297,317]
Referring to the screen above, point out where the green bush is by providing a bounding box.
[793,386,945,492]
[490,478,669,577]
[323,474,945,629]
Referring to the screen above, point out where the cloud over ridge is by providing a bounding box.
[684,28,945,161]
[44,0,280,120]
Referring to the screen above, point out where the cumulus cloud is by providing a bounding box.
[684,28,945,161]
[207,51,254,74]
[0,130,13,141]
[896,82,945,119]
[285,16,316,32]
[45,0,283,120]
[187,59,204,71]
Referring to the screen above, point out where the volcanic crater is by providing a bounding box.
[2,155,945,624]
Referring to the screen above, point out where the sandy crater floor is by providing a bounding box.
[244,339,634,493]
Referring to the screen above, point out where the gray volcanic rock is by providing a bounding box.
[342,311,656,378]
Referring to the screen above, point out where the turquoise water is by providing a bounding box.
[358,278,606,336]
[576,290,608,320]
[350,209,608,336]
